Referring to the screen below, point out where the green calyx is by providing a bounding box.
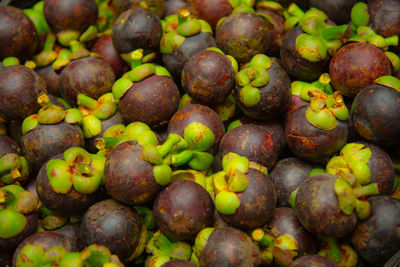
[46,147,105,195]
[0,153,29,185]
[295,34,327,62]
[257,1,284,15]
[213,94,237,122]
[0,185,38,239]
[351,2,369,27]
[171,169,208,191]
[192,228,215,264]
[146,230,192,261]
[24,1,51,35]
[374,76,400,93]
[183,122,215,152]
[160,31,186,54]
[16,245,69,267]
[229,0,255,9]
[319,242,358,266]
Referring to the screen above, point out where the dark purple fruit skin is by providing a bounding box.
[187,0,233,28]
[351,196,400,266]
[60,56,115,105]
[111,0,165,17]
[119,75,180,128]
[12,231,74,266]
[162,32,216,81]
[0,6,38,61]
[273,0,309,9]
[21,122,85,174]
[153,180,214,241]
[220,168,277,230]
[199,227,261,267]
[112,7,162,54]
[182,50,234,106]
[91,35,129,79]
[0,135,20,157]
[368,0,400,53]
[168,104,225,155]
[85,112,125,153]
[350,84,400,146]
[43,0,98,33]
[163,0,188,17]
[291,255,338,267]
[104,140,161,205]
[235,57,291,120]
[219,124,278,171]
[280,26,331,81]
[285,105,348,165]
[216,12,270,63]
[54,223,83,251]
[329,42,392,98]
[80,199,142,261]
[36,155,106,216]
[269,157,312,207]
[309,0,358,24]
[295,174,357,239]
[36,65,61,96]
[0,65,46,122]
[162,260,197,267]
[268,207,319,258]
[0,213,38,253]
[256,11,285,57]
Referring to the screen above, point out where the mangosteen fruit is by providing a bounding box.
[309,0,358,24]
[164,0,188,17]
[291,255,338,267]
[111,0,165,18]
[186,0,234,28]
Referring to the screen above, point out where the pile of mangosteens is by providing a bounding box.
[1,0,400,266]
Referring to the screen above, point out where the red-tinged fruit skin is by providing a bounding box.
[309,0,358,25]
[351,196,400,266]
[220,168,277,230]
[187,0,233,28]
[0,135,20,158]
[104,140,162,205]
[291,255,338,267]
[351,83,400,146]
[111,0,165,17]
[295,174,357,239]
[60,57,115,105]
[163,0,188,17]
[119,75,180,128]
[55,223,84,251]
[199,227,261,267]
[162,260,197,267]
[0,65,47,122]
[0,6,38,61]
[43,0,98,33]
[285,105,348,165]
[269,157,312,207]
[36,65,61,96]
[80,199,142,261]
[329,42,391,98]
[256,11,285,57]
[153,180,214,241]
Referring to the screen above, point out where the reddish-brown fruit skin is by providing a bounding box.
[163,0,188,17]
[0,65,46,122]
[91,35,129,79]
[256,11,285,57]
[280,26,331,81]
[199,227,261,267]
[268,207,319,258]
[368,0,400,53]
[60,57,115,105]
[119,75,180,128]
[216,12,270,64]
[219,124,278,171]
[269,157,312,207]
[309,0,357,24]
[291,255,338,267]
[36,65,61,96]
[21,122,85,174]
[351,196,400,267]
[153,180,214,241]
[80,199,142,261]
[162,260,197,267]
[285,105,348,165]
[182,50,235,106]
[104,141,161,205]
[220,168,277,230]
[0,135,20,157]
[0,6,38,61]
[55,223,84,251]
[112,8,162,54]
[295,174,357,239]
[351,84,400,146]
[43,0,98,33]
[12,231,74,266]
[288,95,309,115]
[235,58,291,120]
[329,43,391,98]
[111,0,165,17]
[168,104,225,155]
[162,33,216,81]
[0,213,38,253]
[187,0,233,28]
[36,155,106,216]
[212,208,229,229]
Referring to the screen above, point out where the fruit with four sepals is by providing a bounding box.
[36,147,107,216]
[0,185,39,253]
[80,199,142,262]
[350,76,400,146]
[269,157,312,207]
[153,180,214,241]
[182,49,235,106]
[0,65,47,122]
